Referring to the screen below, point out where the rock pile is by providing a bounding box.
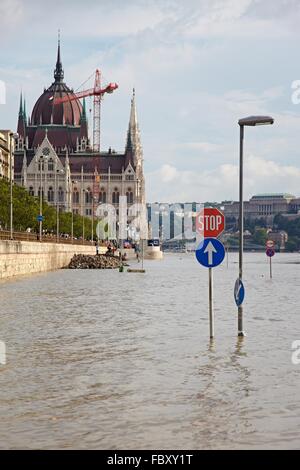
[68,254,121,269]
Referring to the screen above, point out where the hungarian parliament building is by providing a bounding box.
[13,40,145,219]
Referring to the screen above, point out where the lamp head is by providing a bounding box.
[238,116,274,127]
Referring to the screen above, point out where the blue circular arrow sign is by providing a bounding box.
[195,238,225,268]
[234,278,245,307]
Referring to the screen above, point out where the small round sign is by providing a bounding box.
[266,240,275,248]
[266,248,275,257]
[234,278,245,307]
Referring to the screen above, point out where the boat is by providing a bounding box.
[145,238,163,260]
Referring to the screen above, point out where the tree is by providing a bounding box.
[0,179,94,239]
[253,228,267,246]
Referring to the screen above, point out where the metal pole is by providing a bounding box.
[238,125,245,336]
[91,196,94,242]
[56,201,59,242]
[71,182,74,242]
[270,256,272,279]
[55,170,59,242]
[209,267,214,339]
[39,158,43,241]
[82,189,85,244]
[9,133,13,240]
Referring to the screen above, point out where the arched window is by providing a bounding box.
[48,186,54,202]
[73,188,79,204]
[37,187,44,199]
[29,186,34,196]
[126,188,133,204]
[48,159,54,172]
[112,188,119,204]
[85,188,93,204]
[58,187,64,202]
[99,191,106,203]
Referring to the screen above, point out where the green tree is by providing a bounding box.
[253,228,268,246]
[0,179,95,239]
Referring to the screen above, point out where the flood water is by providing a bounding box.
[0,252,299,449]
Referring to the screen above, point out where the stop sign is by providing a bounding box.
[196,208,225,238]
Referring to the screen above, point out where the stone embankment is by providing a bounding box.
[0,240,100,280]
[68,254,121,269]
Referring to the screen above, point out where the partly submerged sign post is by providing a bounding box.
[266,241,275,279]
[195,208,225,339]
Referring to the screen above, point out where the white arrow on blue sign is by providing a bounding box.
[234,278,245,307]
[195,237,225,268]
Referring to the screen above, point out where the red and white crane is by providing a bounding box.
[51,69,118,224]
[51,69,118,152]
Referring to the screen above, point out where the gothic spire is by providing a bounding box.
[18,91,23,116]
[129,88,138,131]
[23,96,27,121]
[17,90,26,138]
[54,30,64,83]
[125,88,143,168]
[80,97,87,122]
[80,97,88,140]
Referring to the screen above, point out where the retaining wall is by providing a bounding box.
[0,241,105,280]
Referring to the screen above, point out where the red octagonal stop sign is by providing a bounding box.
[196,208,225,238]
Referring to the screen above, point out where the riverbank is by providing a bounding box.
[0,240,106,280]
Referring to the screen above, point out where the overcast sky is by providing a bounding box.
[1,0,300,202]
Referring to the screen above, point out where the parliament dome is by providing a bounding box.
[31,41,82,127]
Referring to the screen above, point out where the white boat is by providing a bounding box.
[145,239,163,260]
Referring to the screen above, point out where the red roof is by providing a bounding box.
[31,82,82,127]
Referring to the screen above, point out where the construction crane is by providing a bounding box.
[51,69,118,152]
[51,69,118,229]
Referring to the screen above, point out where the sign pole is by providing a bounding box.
[195,208,226,340]
[269,256,272,279]
[208,267,214,339]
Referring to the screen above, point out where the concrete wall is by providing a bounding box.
[0,241,105,280]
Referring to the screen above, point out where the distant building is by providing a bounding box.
[0,130,14,180]
[223,193,296,226]
[267,230,288,250]
[147,202,201,242]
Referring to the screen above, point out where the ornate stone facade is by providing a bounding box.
[0,130,14,181]
[13,41,145,221]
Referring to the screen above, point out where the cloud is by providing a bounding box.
[1,0,300,205]
[146,155,300,202]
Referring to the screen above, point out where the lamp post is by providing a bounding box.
[55,169,64,242]
[39,155,48,241]
[237,115,274,336]
[9,133,13,240]
[9,132,18,239]
[91,195,97,243]
[82,188,86,243]
[71,180,77,242]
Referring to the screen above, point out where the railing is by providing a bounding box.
[0,230,99,246]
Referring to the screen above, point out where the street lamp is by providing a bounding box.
[81,188,86,243]
[55,169,64,242]
[91,194,97,243]
[71,180,77,241]
[9,132,18,240]
[39,155,48,241]
[237,115,274,337]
